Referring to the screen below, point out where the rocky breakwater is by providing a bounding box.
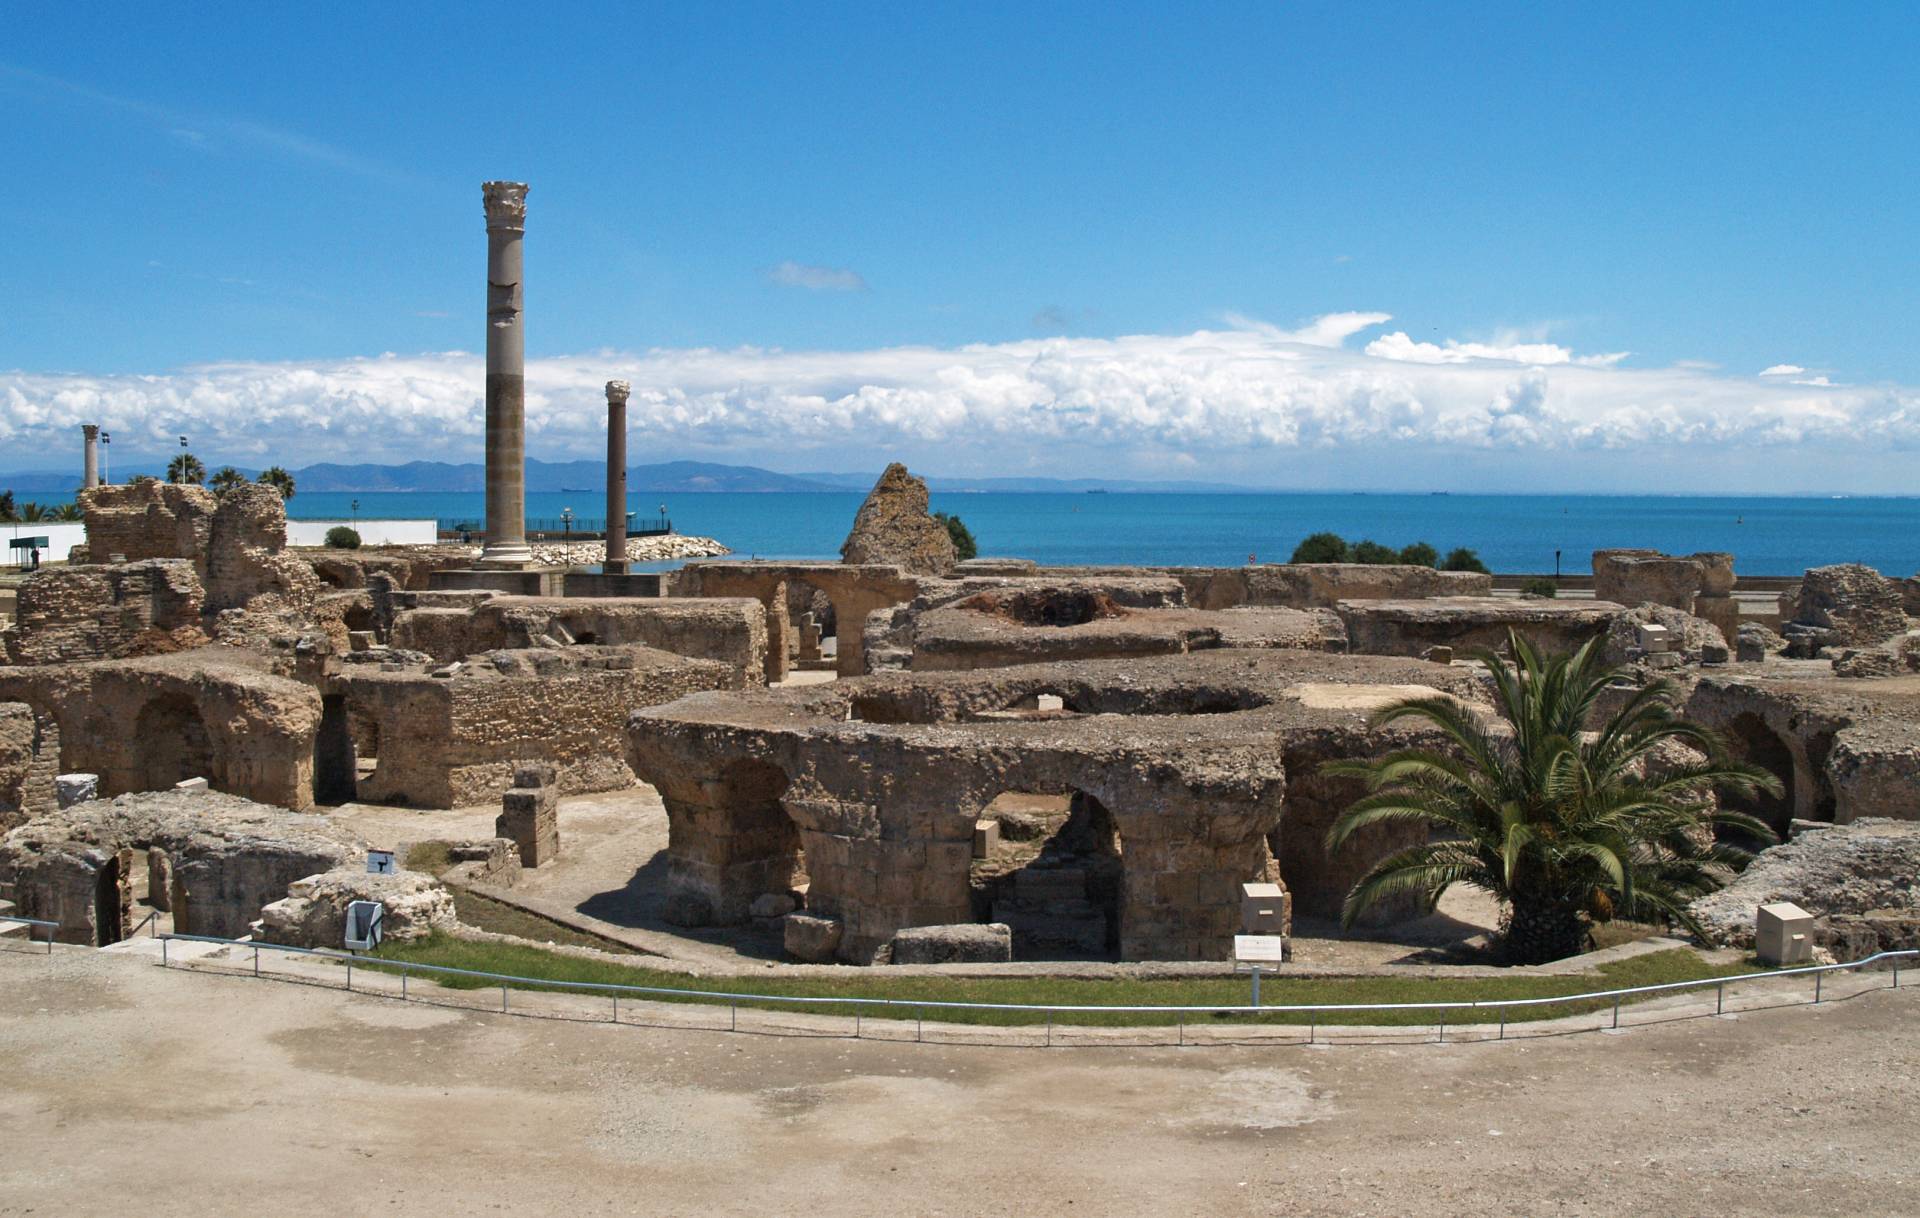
[529,534,731,567]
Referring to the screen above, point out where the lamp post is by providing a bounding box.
[351,499,360,529]
[100,430,112,485]
[561,506,573,538]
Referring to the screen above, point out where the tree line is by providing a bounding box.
[1289,531,1489,573]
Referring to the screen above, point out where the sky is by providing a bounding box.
[2,2,1917,492]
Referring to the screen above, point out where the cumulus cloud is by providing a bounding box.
[1760,364,1806,376]
[3,314,1912,489]
[766,261,868,292]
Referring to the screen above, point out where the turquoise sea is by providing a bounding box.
[289,491,1920,577]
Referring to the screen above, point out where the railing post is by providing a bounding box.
[346,959,352,991]
[855,1011,861,1040]
[1178,1013,1184,1047]
[1307,1014,1314,1045]
[402,968,408,1001]
[1814,971,1822,1004]
[1716,980,1724,1016]
[253,944,259,977]
[916,1007,922,1043]
[1895,957,1901,989]
[1612,995,1620,1030]
[161,936,168,967]
[1045,1013,1052,1048]
[1498,1011,1505,1041]
[611,992,617,1023]
[1437,1010,1445,1044]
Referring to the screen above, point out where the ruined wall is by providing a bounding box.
[0,790,356,944]
[1179,564,1493,610]
[203,482,322,614]
[78,481,217,563]
[338,645,735,808]
[391,595,766,685]
[0,702,58,832]
[1,560,207,665]
[1338,597,1622,658]
[0,653,320,810]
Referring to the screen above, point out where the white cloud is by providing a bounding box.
[1760,364,1806,376]
[2,314,1911,490]
[766,261,869,292]
[1222,311,1391,347]
[1365,331,1628,368]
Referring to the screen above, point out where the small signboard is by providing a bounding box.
[344,900,384,951]
[1233,934,1289,967]
[366,850,396,875]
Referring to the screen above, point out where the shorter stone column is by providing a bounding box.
[605,380,630,574]
[82,424,100,490]
[495,762,559,867]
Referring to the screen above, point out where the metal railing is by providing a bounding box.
[1,915,58,954]
[152,934,1914,1046]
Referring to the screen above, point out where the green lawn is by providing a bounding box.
[369,932,1763,1028]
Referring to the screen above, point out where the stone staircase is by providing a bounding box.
[991,865,1111,958]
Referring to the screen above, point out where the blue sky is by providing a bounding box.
[3,3,1917,491]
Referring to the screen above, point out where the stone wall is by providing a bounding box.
[78,481,217,563]
[203,482,321,614]
[391,595,767,686]
[1,560,207,665]
[0,702,58,832]
[0,651,320,811]
[1337,597,1622,658]
[1180,564,1493,610]
[334,644,735,808]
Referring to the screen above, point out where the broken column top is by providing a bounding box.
[482,181,528,229]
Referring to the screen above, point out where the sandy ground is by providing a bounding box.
[1,946,1914,1217]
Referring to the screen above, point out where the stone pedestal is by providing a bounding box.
[495,761,558,867]
[480,181,532,567]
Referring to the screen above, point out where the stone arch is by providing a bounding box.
[662,758,805,926]
[976,788,1124,960]
[133,693,213,793]
[1272,742,1424,926]
[1721,712,1797,835]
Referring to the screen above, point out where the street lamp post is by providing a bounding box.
[561,507,573,538]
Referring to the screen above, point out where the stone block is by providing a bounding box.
[888,922,1013,964]
[750,891,798,920]
[512,761,558,790]
[1240,881,1292,935]
[1635,623,1673,653]
[495,782,559,868]
[54,773,98,808]
[972,818,1000,859]
[1424,645,1453,664]
[147,847,173,912]
[1756,901,1816,966]
[174,777,210,793]
[783,912,843,962]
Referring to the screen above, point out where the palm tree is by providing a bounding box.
[0,490,14,521]
[210,466,247,497]
[1325,630,1780,964]
[17,502,49,522]
[167,453,206,485]
[51,502,83,521]
[256,466,295,499]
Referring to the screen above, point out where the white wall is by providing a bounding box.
[287,519,439,547]
[3,521,87,564]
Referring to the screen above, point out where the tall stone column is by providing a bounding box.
[605,380,630,574]
[481,181,533,566]
[81,424,100,490]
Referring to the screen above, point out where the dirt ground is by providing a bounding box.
[1,947,1913,1217]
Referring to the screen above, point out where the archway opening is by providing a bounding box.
[94,851,126,947]
[133,694,212,793]
[787,579,837,668]
[313,694,358,805]
[1721,712,1796,836]
[719,759,806,919]
[975,791,1122,960]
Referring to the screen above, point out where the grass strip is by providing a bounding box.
[368,932,1762,1028]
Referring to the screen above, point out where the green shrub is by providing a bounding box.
[1290,531,1349,563]
[1351,539,1398,565]
[1442,547,1490,574]
[1521,577,1559,598]
[325,525,362,550]
[932,512,978,562]
[1399,541,1438,568]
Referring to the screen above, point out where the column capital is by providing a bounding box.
[605,380,631,406]
[482,181,529,231]
[81,423,100,439]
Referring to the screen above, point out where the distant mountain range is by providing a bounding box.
[0,459,1257,495]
